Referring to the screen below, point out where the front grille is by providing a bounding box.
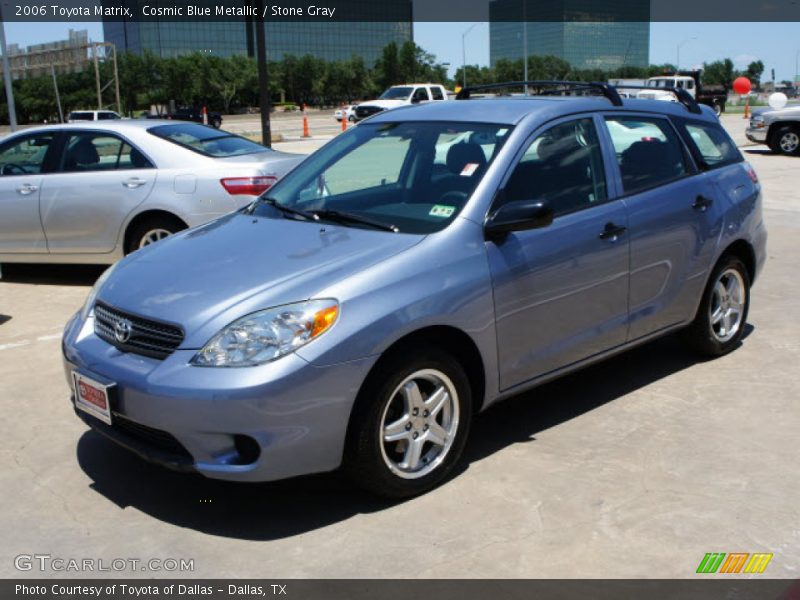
[94,301,184,360]
[112,414,193,460]
[355,105,384,119]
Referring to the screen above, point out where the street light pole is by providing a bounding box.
[0,18,18,131]
[522,0,528,95]
[677,36,696,70]
[461,23,479,90]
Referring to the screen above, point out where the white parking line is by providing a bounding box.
[0,332,62,351]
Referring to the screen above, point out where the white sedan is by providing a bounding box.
[334,105,358,122]
[0,120,304,264]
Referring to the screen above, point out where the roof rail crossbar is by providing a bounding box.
[455,80,623,106]
[610,84,703,114]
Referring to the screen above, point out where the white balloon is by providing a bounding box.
[768,92,788,110]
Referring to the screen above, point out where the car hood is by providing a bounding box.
[752,105,800,118]
[360,99,406,110]
[98,212,423,348]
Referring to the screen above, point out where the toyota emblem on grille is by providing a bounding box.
[114,318,133,343]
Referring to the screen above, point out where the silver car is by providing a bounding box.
[746,105,800,155]
[0,120,303,263]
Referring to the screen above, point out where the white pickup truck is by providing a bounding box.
[636,71,727,115]
[353,83,449,121]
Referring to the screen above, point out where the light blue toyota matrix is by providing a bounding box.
[63,82,767,497]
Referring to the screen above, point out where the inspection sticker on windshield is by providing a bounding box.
[460,163,479,177]
[430,205,455,218]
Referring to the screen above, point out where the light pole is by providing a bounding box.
[461,23,479,90]
[795,49,799,88]
[677,37,696,71]
[0,17,18,131]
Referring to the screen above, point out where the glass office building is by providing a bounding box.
[489,0,650,70]
[103,0,412,64]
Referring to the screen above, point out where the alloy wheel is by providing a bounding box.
[139,228,172,248]
[709,268,746,343]
[379,369,460,479]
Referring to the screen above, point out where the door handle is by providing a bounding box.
[693,195,713,211]
[16,183,38,195]
[122,177,147,189]
[598,222,627,242]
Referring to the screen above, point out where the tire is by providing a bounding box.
[713,100,723,116]
[680,255,750,357]
[125,215,186,255]
[348,115,356,122]
[770,125,800,156]
[343,346,473,498]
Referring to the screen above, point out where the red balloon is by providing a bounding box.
[733,76,752,95]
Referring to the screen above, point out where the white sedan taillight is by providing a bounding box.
[220,176,277,196]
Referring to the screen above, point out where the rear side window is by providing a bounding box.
[678,120,742,169]
[69,112,94,121]
[431,87,445,101]
[97,112,120,120]
[148,123,268,157]
[604,117,688,194]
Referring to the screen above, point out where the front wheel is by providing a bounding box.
[680,256,750,356]
[344,347,472,498]
[771,125,800,155]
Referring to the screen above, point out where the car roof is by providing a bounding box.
[367,95,719,126]
[8,119,207,136]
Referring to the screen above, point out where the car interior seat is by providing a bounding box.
[620,139,684,192]
[64,138,100,171]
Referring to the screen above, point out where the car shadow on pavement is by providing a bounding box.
[76,326,753,541]
[0,263,106,286]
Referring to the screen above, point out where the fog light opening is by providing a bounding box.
[233,435,261,465]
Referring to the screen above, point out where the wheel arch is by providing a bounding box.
[123,209,188,253]
[355,325,487,417]
[718,238,757,285]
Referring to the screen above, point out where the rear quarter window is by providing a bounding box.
[676,119,742,169]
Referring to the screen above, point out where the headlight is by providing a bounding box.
[80,263,118,321]
[192,299,339,367]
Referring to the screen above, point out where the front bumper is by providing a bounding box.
[746,126,768,143]
[62,313,377,482]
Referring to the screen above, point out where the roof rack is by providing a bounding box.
[455,81,623,106]
[455,80,703,114]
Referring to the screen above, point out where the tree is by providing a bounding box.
[745,60,765,87]
[375,42,401,90]
[703,59,735,87]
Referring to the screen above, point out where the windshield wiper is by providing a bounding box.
[246,197,317,221]
[313,209,399,233]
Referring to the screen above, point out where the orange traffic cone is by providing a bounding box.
[341,113,347,132]
[743,99,750,119]
[302,104,310,138]
[202,105,208,126]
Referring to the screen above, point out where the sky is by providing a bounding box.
[3,21,799,82]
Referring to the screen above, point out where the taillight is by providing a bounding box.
[745,162,759,184]
[220,176,277,196]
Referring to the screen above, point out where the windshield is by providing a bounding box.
[379,87,413,100]
[647,79,676,88]
[148,123,268,157]
[256,121,512,234]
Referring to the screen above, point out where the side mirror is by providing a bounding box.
[484,199,554,241]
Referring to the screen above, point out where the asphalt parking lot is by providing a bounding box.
[1,114,798,579]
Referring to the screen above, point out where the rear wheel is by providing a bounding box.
[344,346,472,498]
[680,256,750,357]
[125,215,186,255]
[770,125,800,155]
[713,100,723,116]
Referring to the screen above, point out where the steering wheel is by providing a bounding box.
[439,190,469,206]
[2,163,27,176]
